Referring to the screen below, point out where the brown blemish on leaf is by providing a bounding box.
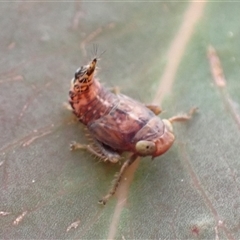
[17,81,52,123]
[81,28,104,56]
[13,211,28,226]
[0,124,55,154]
[66,219,81,232]
[0,75,23,84]
[207,45,240,130]
[22,130,53,147]
[0,211,11,216]
[8,42,16,50]
[180,143,234,239]
[70,2,82,30]
[80,23,115,56]
[207,45,226,87]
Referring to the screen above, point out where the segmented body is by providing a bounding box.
[69,79,114,125]
[69,58,174,157]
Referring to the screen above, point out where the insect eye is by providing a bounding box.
[135,140,156,156]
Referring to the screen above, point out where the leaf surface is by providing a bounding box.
[1,2,240,239]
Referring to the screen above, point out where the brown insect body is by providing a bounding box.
[69,58,175,158]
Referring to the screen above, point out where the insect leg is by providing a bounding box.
[99,153,138,205]
[168,107,198,123]
[145,105,162,115]
[70,138,122,163]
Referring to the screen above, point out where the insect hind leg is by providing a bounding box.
[168,107,198,123]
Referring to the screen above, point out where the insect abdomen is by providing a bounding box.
[69,80,117,125]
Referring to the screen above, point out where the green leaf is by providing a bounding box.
[1,2,240,239]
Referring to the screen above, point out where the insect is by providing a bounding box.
[69,55,197,205]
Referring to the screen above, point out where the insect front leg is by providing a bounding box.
[99,153,138,205]
[168,107,198,123]
[70,137,122,164]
